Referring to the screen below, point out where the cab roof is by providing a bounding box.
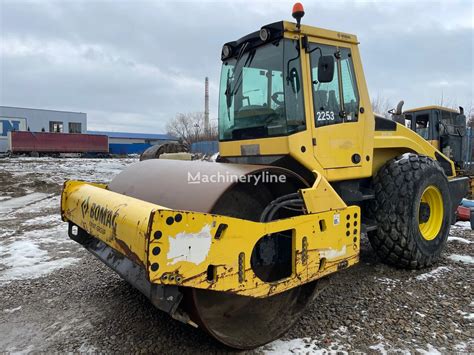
[404,105,459,114]
[221,20,358,61]
[288,21,358,44]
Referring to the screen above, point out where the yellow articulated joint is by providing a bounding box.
[147,206,360,298]
[373,124,456,177]
[300,170,347,214]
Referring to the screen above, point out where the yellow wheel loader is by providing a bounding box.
[60,3,468,349]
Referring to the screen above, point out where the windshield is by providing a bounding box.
[415,113,430,140]
[218,39,305,141]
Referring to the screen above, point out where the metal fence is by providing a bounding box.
[191,140,219,155]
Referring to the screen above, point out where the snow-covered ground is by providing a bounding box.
[0,157,473,353]
[0,157,136,286]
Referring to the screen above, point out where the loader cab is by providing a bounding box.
[218,20,375,182]
[404,106,468,169]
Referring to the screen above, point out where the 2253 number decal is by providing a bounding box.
[316,111,335,121]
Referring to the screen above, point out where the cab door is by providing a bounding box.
[305,39,364,169]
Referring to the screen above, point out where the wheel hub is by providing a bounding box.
[418,202,431,223]
[418,185,444,241]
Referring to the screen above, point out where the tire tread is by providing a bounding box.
[368,153,449,269]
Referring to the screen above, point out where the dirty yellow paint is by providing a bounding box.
[62,181,360,298]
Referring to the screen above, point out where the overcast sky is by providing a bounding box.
[1,0,473,133]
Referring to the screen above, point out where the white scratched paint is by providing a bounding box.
[319,245,347,260]
[167,224,212,265]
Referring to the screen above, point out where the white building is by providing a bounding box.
[0,106,87,152]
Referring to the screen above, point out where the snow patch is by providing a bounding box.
[369,343,387,353]
[0,158,137,285]
[457,310,474,320]
[0,240,79,284]
[12,195,60,215]
[454,342,469,352]
[370,334,411,354]
[0,224,79,285]
[452,221,471,230]
[448,254,474,265]
[78,342,98,353]
[416,344,442,354]
[3,306,21,313]
[415,266,450,281]
[21,214,61,226]
[448,236,471,244]
[6,344,35,355]
[0,192,50,214]
[262,337,346,354]
[167,224,212,265]
[16,223,71,245]
[262,338,310,354]
[375,277,400,291]
[376,277,399,285]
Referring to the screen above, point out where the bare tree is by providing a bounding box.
[166,112,218,148]
[437,92,458,110]
[467,106,474,129]
[371,94,393,118]
[436,95,474,128]
[468,115,474,128]
[464,102,474,128]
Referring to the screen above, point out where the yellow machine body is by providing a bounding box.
[59,16,467,349]
[62,175,359,298]
[61,20,457,299]
[218,22,456,181]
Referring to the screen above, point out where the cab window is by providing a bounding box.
[415,113,430,139]
[310,44,359,127]
[339,48,359,122]
[310,44,341,127]
[218,39,305,141]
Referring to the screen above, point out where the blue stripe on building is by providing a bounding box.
[88,130,177,155]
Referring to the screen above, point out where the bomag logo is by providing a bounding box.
[90,203,119,229]
[81,197,119,229]
[81,197,90,218]
[337,33,351,40]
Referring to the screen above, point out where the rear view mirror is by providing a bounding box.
[318,55,335,83]
[288,67,300,93]
[226,81,232,108]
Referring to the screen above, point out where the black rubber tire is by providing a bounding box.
[368,154,452,269]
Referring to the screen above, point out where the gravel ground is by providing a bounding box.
[0,157,472,354]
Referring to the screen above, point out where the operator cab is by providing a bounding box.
[218,21,361,143]
[403,106,469,169]
[217,7,372,179]
[218,23,306,141]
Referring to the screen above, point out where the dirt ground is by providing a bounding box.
[0,157,472,354]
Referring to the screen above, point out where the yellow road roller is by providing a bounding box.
[61,3,468,349]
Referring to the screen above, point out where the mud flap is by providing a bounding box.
[449,177,469,218]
